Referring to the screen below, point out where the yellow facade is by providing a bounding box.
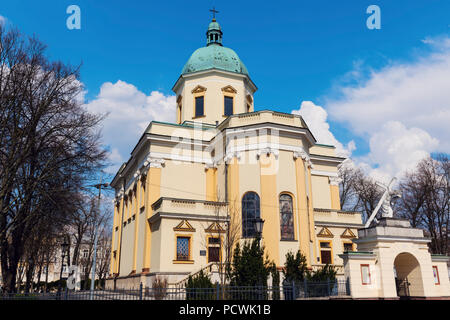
[106,19,363,290]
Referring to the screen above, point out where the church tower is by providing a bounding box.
[172,17,257,125]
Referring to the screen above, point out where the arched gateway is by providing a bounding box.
[340,218,450,299]
[394,252,424,298]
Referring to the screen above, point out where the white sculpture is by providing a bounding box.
[364,177,402,228]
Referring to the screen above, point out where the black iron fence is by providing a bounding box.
[0,280,350,300]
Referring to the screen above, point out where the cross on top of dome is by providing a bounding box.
[206,8,222,46]
[209,7,219,21]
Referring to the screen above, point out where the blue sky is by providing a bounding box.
[1,1,449,180]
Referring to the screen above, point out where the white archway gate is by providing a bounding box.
[393,252,424,298]
[340,218,450,299]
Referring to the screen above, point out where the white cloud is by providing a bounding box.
[325,36,450,179]
[357,121,439,181]
[292,101,356,157]
[84,80,176,173]
[0,15,7,26]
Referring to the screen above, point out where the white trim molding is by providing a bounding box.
[293,149,314,169]
[256,147,279,160]
[144,156,165,168]
[311,170,338,178]
[224,151,241,163]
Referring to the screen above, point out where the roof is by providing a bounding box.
[181,44,249,76]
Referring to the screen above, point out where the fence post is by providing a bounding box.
[292,281,296,300]
[327,279,330,296]
[346,278,351,296]
[64,287,68,300]
[139,283,143,300]
[216,283,220,300]
[303,278,307,298]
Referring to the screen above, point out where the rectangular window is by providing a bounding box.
[176,237,190,261]
[207,237,221,263]
[343,242,353,252]
[83,250,88,258]
[208,247,220,263]
[361,264,371,285]
[432,266,440,285]
[195,96,204,117]
[224,96,233,116]
[319,241,332,264]
[208,237,221,245]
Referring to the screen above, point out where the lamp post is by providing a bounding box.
[254,218,265,246]
[58,237,69,299]
[253,218,265,298]
[89,180,109,300]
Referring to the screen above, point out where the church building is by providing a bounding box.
[106,17,363,290]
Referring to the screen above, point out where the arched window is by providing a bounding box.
[242,192,260,238]
[279,194,294,240]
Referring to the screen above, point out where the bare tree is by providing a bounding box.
[0,26,106,292]
[338,161,383,222]
[338,160,359,211]
[200,194,241,288]
[95,227,112,287]
[397,155,449,255]
[70,193,97,267]
[77,195,111,290]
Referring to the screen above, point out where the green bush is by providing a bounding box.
[307,264,337,282]
[186,270,215,300]
[283,250,308,283]
[270,262,280,300]
[228,239,272,300]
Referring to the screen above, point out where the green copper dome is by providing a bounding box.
[208,21,221,31]
[181,19,249,76]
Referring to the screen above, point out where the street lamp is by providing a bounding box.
[253,218,265,298]
[254,218,265,242]
[88,180,110,300]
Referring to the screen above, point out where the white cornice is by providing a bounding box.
[311,170,339,178]
[172,68,257,93]
[256,147,279,160]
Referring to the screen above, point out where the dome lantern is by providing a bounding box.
[206,18,223,46]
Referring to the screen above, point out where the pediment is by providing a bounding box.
[317,227,334,238]
[205,222,225,233]
[221,85,237,94]
[191,85,207,94]
[340,228,356,239]
[173,220,196,232]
